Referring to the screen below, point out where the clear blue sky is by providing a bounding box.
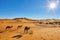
[0,0,60,19]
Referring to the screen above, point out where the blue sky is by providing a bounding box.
[0,0,60,19]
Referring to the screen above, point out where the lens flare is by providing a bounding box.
[48,0,59,9]
[49,2,56,9]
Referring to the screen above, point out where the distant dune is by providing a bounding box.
[0,18,60,40]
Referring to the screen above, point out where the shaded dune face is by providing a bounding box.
[0,18,60,40]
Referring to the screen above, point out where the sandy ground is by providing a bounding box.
[0,27,60,40]
[0,19,60,40]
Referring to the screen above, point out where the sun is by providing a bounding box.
[47,0,59,13]
[49,2,56,9]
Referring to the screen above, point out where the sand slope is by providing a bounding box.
[0,18,60,40]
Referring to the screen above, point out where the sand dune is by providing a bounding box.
[0,18,60,40]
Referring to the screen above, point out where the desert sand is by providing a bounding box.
[0,18,60,40]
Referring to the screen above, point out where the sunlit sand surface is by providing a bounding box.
[0,18,60,40]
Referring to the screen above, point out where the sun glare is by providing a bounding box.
[47,0,59,10]
[49,2,56,9]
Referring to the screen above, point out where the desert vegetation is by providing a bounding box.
[12,34,23,39]
[17,25,22,29]
[6,26,13,30]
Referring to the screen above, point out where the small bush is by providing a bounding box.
[12,34,23,39]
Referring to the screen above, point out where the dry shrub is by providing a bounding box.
[12,34,23,39]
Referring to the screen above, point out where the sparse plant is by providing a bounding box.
[6,26,13,29]
[39,22,43,24]
[17,25,22,29]
[12,34,23,39]
[24,26,30,34]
